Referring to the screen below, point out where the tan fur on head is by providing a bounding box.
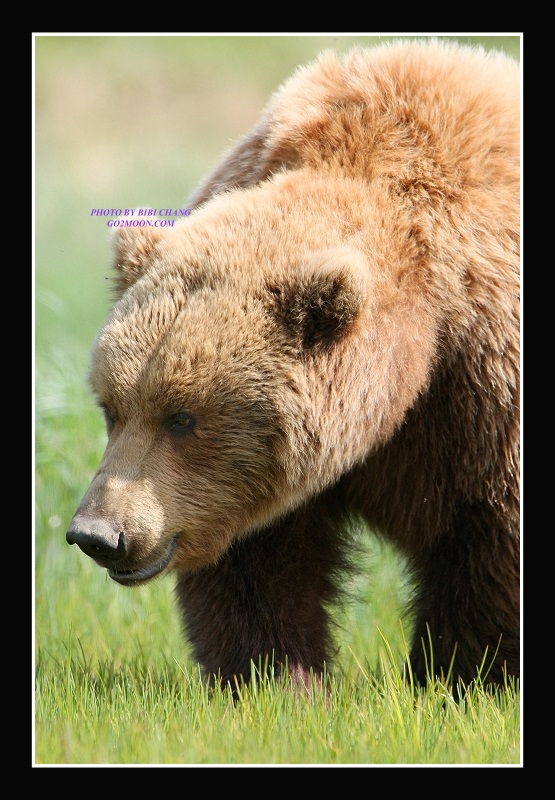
[111,209,164,296]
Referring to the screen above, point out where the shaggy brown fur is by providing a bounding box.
[67,40,520,692]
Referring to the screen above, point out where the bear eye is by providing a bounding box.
[100,402,116,431]
[164,412,196,437]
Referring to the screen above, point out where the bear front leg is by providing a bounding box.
[407,501,520,692]
[175,490,353,693]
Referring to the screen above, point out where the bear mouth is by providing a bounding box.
[108,536,178,586]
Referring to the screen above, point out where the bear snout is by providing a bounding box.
[66,515,127,566]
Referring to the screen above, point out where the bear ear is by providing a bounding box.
[111,210,165,297]
[267,246,371,350]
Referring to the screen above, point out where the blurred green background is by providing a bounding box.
[34,34,521,672]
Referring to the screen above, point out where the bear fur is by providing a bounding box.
[67,40,520,692]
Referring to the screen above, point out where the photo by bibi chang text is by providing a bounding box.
[90,208,192,227]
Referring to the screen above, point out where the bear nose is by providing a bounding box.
[66,516,127,563]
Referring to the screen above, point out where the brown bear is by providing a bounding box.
[66,40,520,693]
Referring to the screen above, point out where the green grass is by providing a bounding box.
[34,34,521,766]
[35,642,520,765]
